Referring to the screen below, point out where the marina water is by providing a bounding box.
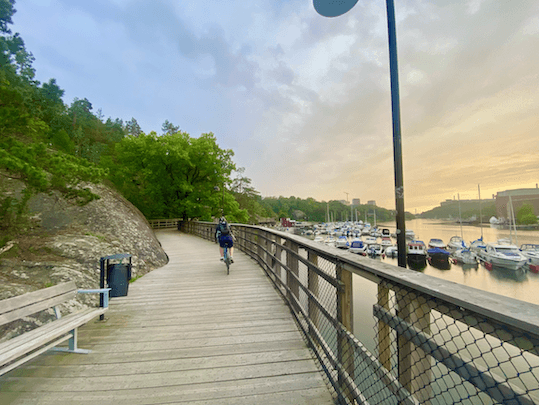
[379,218,539,305]
[304,219,539,403]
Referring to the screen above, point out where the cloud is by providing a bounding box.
[12,0,539,212]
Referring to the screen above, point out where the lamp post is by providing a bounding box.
[314,0,407,268]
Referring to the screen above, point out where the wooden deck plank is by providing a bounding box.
[0,230,335,404]
[0,373,328,404]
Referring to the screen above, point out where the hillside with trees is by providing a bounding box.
[1,0,272,250]
[259,196,414,224]
[418,200,496,222]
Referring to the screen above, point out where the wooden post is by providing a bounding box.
[377,283,391,371]
[397,290,432,404]
[307,250,320,342]
[336,261,354,401]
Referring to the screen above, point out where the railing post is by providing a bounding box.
[397,289,432,404]
[307,250,320,341]
[273,234,282,285]
[257,228,264,267]
[287,240,299,309]
[336,261,354,401]
[377,283,391,371]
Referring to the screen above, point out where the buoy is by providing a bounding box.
[485,262,493,271]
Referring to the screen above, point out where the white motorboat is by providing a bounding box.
[447,236,467,251]
[451,248,477,265]
[380,236,392,248]
[384,245,398,258]
[367,243,383,257]
[314,235,325,243]
[324,236,336,247]
[469,237,487,262]
[349,239,367,255]
[364,236,377,245]
[520,244,539,272]
[336,235,350,249]
[482,243,528,271]
[405,229,415,240]
[370,228,382,237]
[428,238,446,249]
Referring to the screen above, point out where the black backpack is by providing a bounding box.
[219,222,230,235]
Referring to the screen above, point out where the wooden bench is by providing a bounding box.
[0,281,110,376]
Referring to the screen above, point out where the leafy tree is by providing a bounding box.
[108,131,247,222]
[161,119,180,135]
[230,168,270,223]
[125,117,142,137]
[517,203,537,225]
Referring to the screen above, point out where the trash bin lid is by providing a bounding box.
[100,253,132,262]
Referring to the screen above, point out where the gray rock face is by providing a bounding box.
[0,182,169,340]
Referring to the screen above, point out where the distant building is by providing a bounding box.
[281,218,295,227]
[440,198,494,207]
[339,200,348,205]
[367,200,376,206]
[352,198,360,206]
[495,187,539,220]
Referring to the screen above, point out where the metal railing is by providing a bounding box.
[180,221,539,405]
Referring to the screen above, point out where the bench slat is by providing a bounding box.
[0,334,73,377]
[0,290,78,327]
[0,282,78,326]
[0,307,107,367]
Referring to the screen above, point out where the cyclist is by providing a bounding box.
[215,216,234,263]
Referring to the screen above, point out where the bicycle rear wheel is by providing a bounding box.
[224,248,230,275]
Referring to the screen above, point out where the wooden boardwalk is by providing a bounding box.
[0,229,335,404]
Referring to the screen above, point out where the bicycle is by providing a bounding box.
[223,245,231,275]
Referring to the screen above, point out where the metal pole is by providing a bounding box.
[386,0,406,268]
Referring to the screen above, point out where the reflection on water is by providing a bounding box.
[378,219,539,306]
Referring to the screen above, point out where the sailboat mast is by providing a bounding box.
[478,184,483,239]
[509,196,518,245]
[458,193,463,239]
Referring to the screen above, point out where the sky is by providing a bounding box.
[10,0,539,213]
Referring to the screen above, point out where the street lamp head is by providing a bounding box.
[313,0,358,17]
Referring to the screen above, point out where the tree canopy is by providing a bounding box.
[107,131,248,222]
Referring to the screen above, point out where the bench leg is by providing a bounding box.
[50,329,91,354]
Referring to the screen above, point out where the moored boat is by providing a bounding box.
[380,236,392,248]
[336,235,350,249]
[384,245,398,258]
[407,240,427,268]
[428,238,446,249]
[520,244,539,272]
[482,243,528,271]
[364,236,377,245]
[427,247,451,269]
[368,243,383,258]
[349,239,367,255]
[451,248,478,265]
[447,236,467,251]
[469,237,487,262]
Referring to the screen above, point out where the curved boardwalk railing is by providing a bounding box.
[182,220,539,405]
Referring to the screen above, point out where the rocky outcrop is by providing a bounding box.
[0,181,169,340]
